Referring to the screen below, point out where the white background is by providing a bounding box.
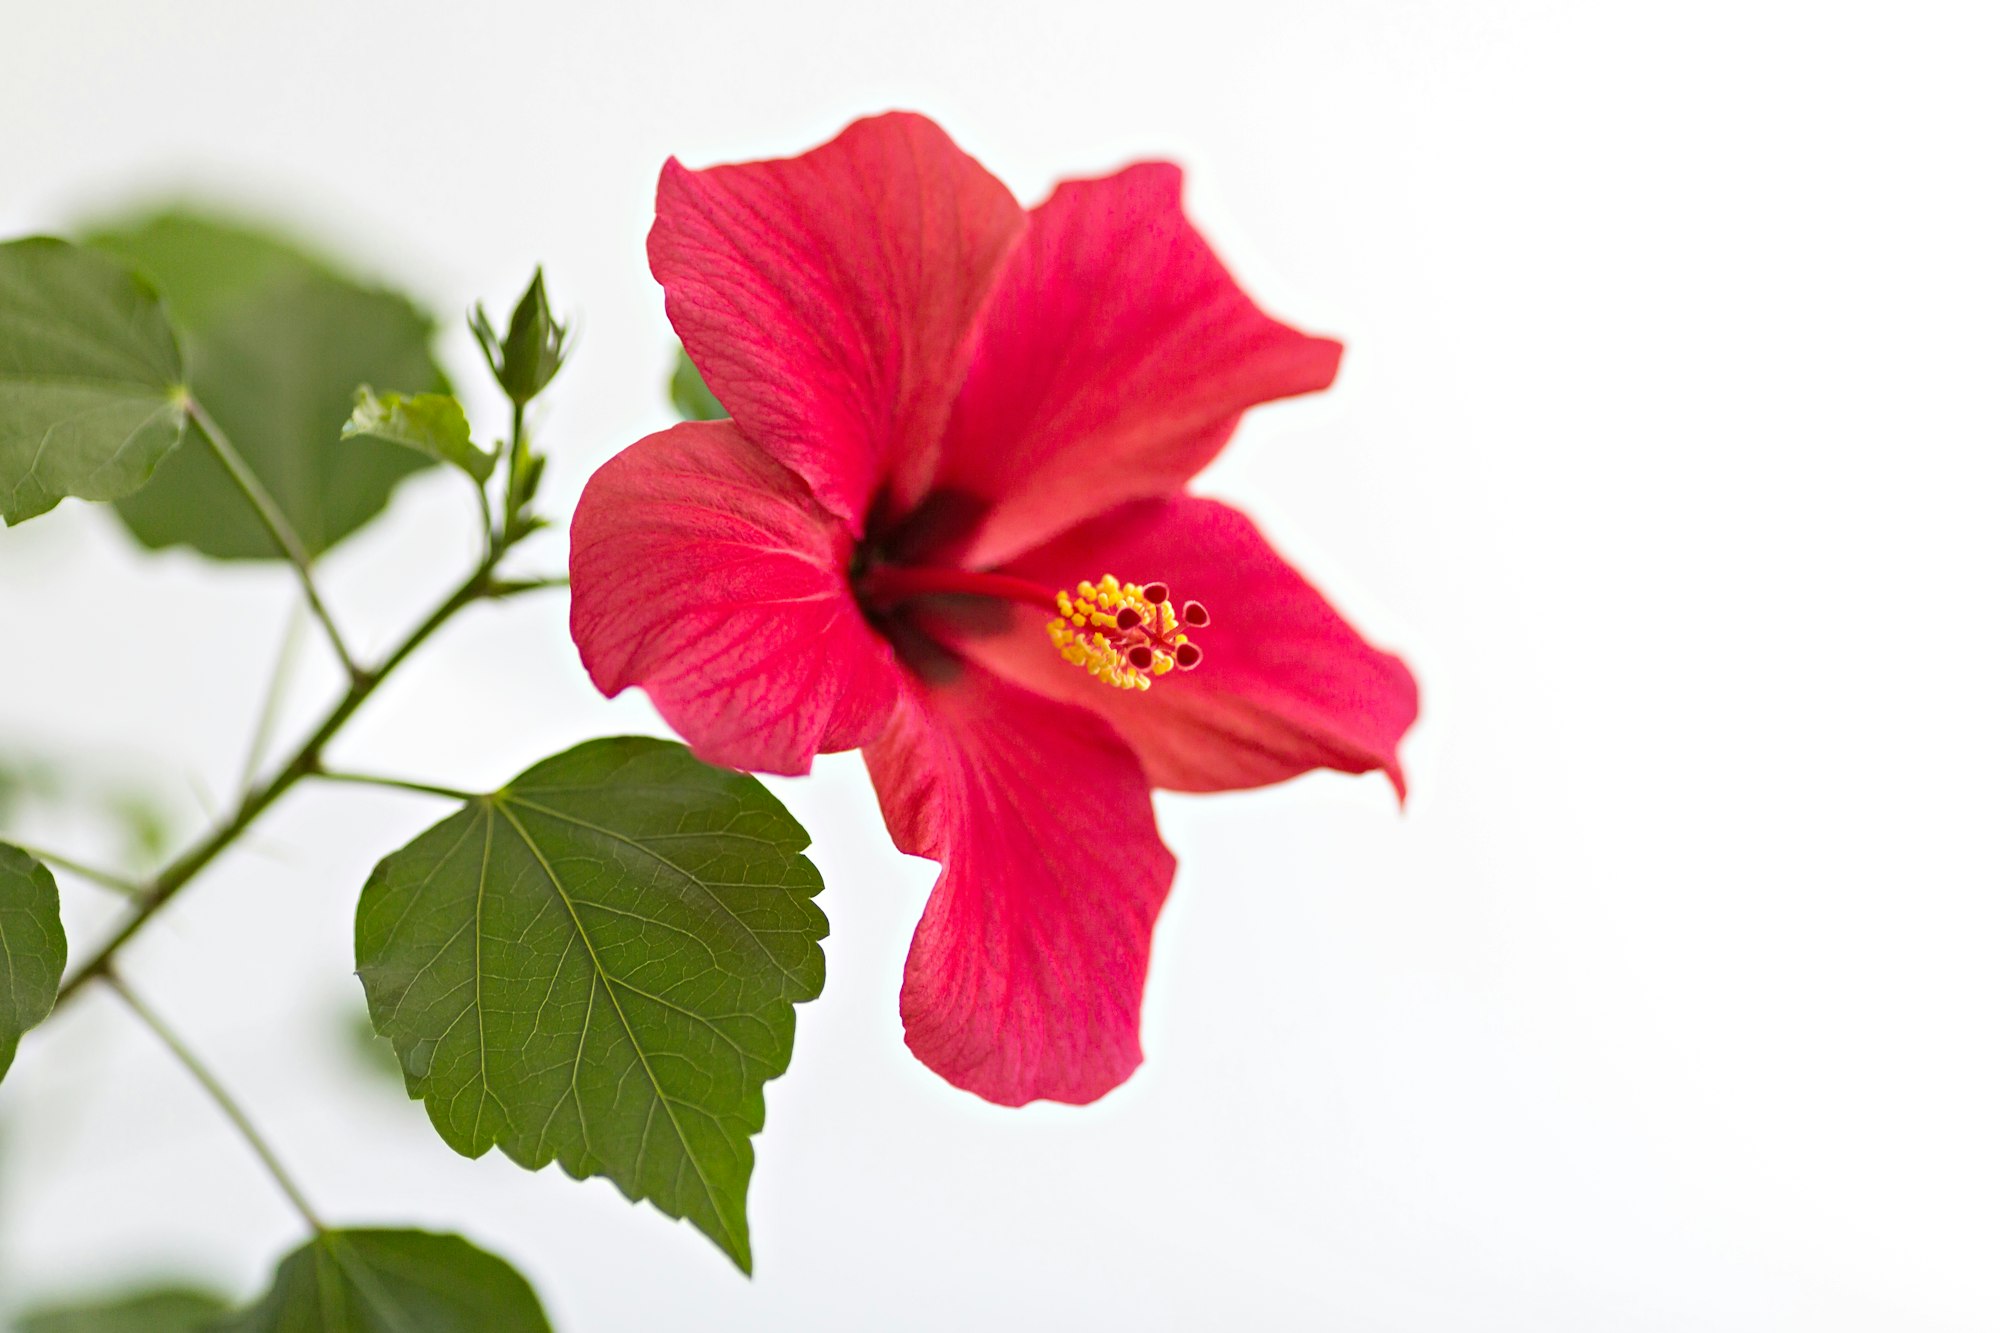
[3,1,1996,1328]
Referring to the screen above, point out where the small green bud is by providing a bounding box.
[471,268,569,407]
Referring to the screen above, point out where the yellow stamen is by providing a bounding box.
[1046,574,1206,692]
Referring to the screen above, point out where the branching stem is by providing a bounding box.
[52,547,512,1015]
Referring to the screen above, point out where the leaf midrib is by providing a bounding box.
[327,1237,428,1333]
[503,794,815,992]
[491,799,744,1264]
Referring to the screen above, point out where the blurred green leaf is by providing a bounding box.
[340,1002,405,1087]
[0,756,59,824]
[211,1230,550,1332]
[84,211,448,559]
[0,842,65,1083]
[0,753,178,874]
[471,269,567,409]
[668,347,725,422]
[355,737,826,1273]
[0,237,190,526]
[342,387,493,483]
[106,790,176,866]
[15,1285,232,1333]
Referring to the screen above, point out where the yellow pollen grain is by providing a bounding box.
[1045,571,1204,692]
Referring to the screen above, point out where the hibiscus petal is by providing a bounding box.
[929,162,1344,568]
[650,112,1027,532]
[973,496,1419,797]
[569,420,904,775]
[864,661,1175,1106]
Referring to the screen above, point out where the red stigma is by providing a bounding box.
[1047,574,1210,692]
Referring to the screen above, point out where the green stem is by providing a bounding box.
[475,477,496,558]
[8,844,141,898]
[105,971,326,1234]
[310,770,481,802]
[188,398,360,683]
[238,594,309,797]
[499,399,529,545]
[51,548,510,1015]
[484,573,568,596]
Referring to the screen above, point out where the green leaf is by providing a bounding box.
[0,842,66,1083]
[471,268,568,408]
[341,387,493,483]
[0,237,190,526]
[354,737,826,1273]
[668,347,725,422]
[83,211,449,560]
[210,1230,550,1332]
[15,1285,232,1333]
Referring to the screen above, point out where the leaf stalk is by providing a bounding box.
[5,844,142,898]
[106,970,327,1235]
[309,770,482,802]
[188,399,361,683]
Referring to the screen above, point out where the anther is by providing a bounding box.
[1044,572,1209,692]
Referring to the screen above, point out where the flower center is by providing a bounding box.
[1047,576,1207,691]
[856,565,1208,691]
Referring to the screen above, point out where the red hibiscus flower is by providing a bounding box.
[570,113,1418,1107]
